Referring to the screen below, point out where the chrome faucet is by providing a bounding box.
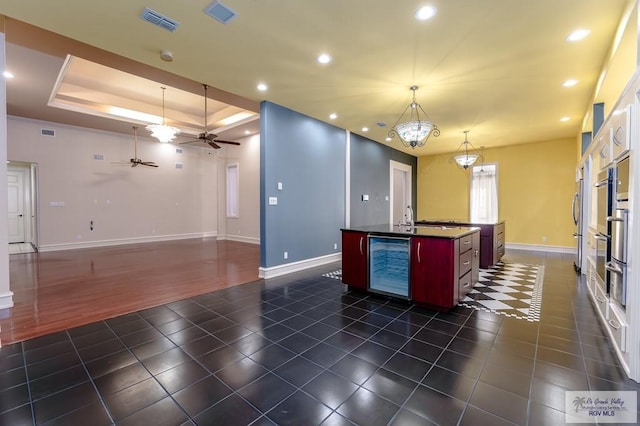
[406,205,414,227]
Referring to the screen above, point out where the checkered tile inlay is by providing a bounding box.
[460,261,545,322]
[324,261,544,322]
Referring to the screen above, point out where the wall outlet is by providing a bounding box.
[284,251,288,259]
[542,236,547,242]
[334,243,338,250]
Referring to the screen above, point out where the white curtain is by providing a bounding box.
[470,164,498,223]
[226,164,239,218]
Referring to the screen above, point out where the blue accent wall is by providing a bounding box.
[349,133,417,227]
[260,102,346,268]
[260,102,417,269]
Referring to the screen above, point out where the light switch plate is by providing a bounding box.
[268,196,278,205]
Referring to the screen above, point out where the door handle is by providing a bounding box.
[417,242,421,263]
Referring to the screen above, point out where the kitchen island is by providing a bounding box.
[415,220,505,268]
[341,224,480,311]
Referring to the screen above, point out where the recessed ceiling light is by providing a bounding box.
[245,130,251,135]
[317,53,332,64]
[563,79,578,87]
[329,113,337,120]
[257,83,268,91]
[415,6,437,21]
[566,29,591,42]
[362,127,369,132]
[3,71,14,79]
[560,116,570,122]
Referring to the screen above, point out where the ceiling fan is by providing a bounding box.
[182,84,241,149]
[113,126,158,168]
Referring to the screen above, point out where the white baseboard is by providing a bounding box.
[506,242,575,254]
[38,232,219,252]
[259,253,342,279]
[0,291,14,310]
[217,234,260,245]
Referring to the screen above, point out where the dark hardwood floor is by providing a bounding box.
[1,238,260,345]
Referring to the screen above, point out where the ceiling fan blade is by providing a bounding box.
[205,133,217,141]
[207,141,221,149]
[213,139,240,146]
[140,162,159,168]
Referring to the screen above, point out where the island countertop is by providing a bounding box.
[340,224,480,239]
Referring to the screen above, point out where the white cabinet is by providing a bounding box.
[610,103,632,160]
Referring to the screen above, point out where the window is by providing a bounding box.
[470,164,498,223]
[226,163,239,218]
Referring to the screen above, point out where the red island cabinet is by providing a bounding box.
[410,231,480,310]
[341,230,368,289]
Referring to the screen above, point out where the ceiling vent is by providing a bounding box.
[41,129,55,137]
[204,1,238,24]
[140,8,179,32]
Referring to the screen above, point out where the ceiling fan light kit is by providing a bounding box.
[388,85,440,149]
[146,86,181,143]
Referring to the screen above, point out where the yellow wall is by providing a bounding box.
[417,138,578,248]
[578,1,638,156]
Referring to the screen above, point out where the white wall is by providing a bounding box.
[218,133,260,244]
[7,116,229,249]
[0,31,13,308]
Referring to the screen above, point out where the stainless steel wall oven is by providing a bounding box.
[594,167,613,292]
[607,156,629,308]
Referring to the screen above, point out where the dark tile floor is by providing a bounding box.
[1,251,639,425]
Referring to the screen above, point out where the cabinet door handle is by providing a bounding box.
[417,242,421,263]
[608,319,621,330]
[463,240,471,245]
[595,295,606,303]
[463,261,470,266]
[462,282,470,288]
[359,237,363,255]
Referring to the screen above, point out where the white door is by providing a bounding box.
[390,161,412,225]
[8,170,26,243]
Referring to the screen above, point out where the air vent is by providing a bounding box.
[175,163,183,169]
[204,1,238,24]
[140,8,179,32]
[41,129,55,137]
[175,148,183,154]
[93,154,105,161]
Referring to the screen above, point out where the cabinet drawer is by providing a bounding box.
[459,270,472,300]
[459,235,473,254]
[593,279,609,320]
[607,305,627,352]
[459,249,473,277]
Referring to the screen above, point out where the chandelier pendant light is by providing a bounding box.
[146,86,181,143]
[388,85,440,149]
[450,130,482,169]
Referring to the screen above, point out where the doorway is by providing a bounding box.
[7,162,38,253]
[389,160,412,225]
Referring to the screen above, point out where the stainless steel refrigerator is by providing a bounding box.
[572,178,583,272]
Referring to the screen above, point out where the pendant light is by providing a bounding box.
[450,130,482,169]
[388,85,440,149]
[146,86,181,143]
